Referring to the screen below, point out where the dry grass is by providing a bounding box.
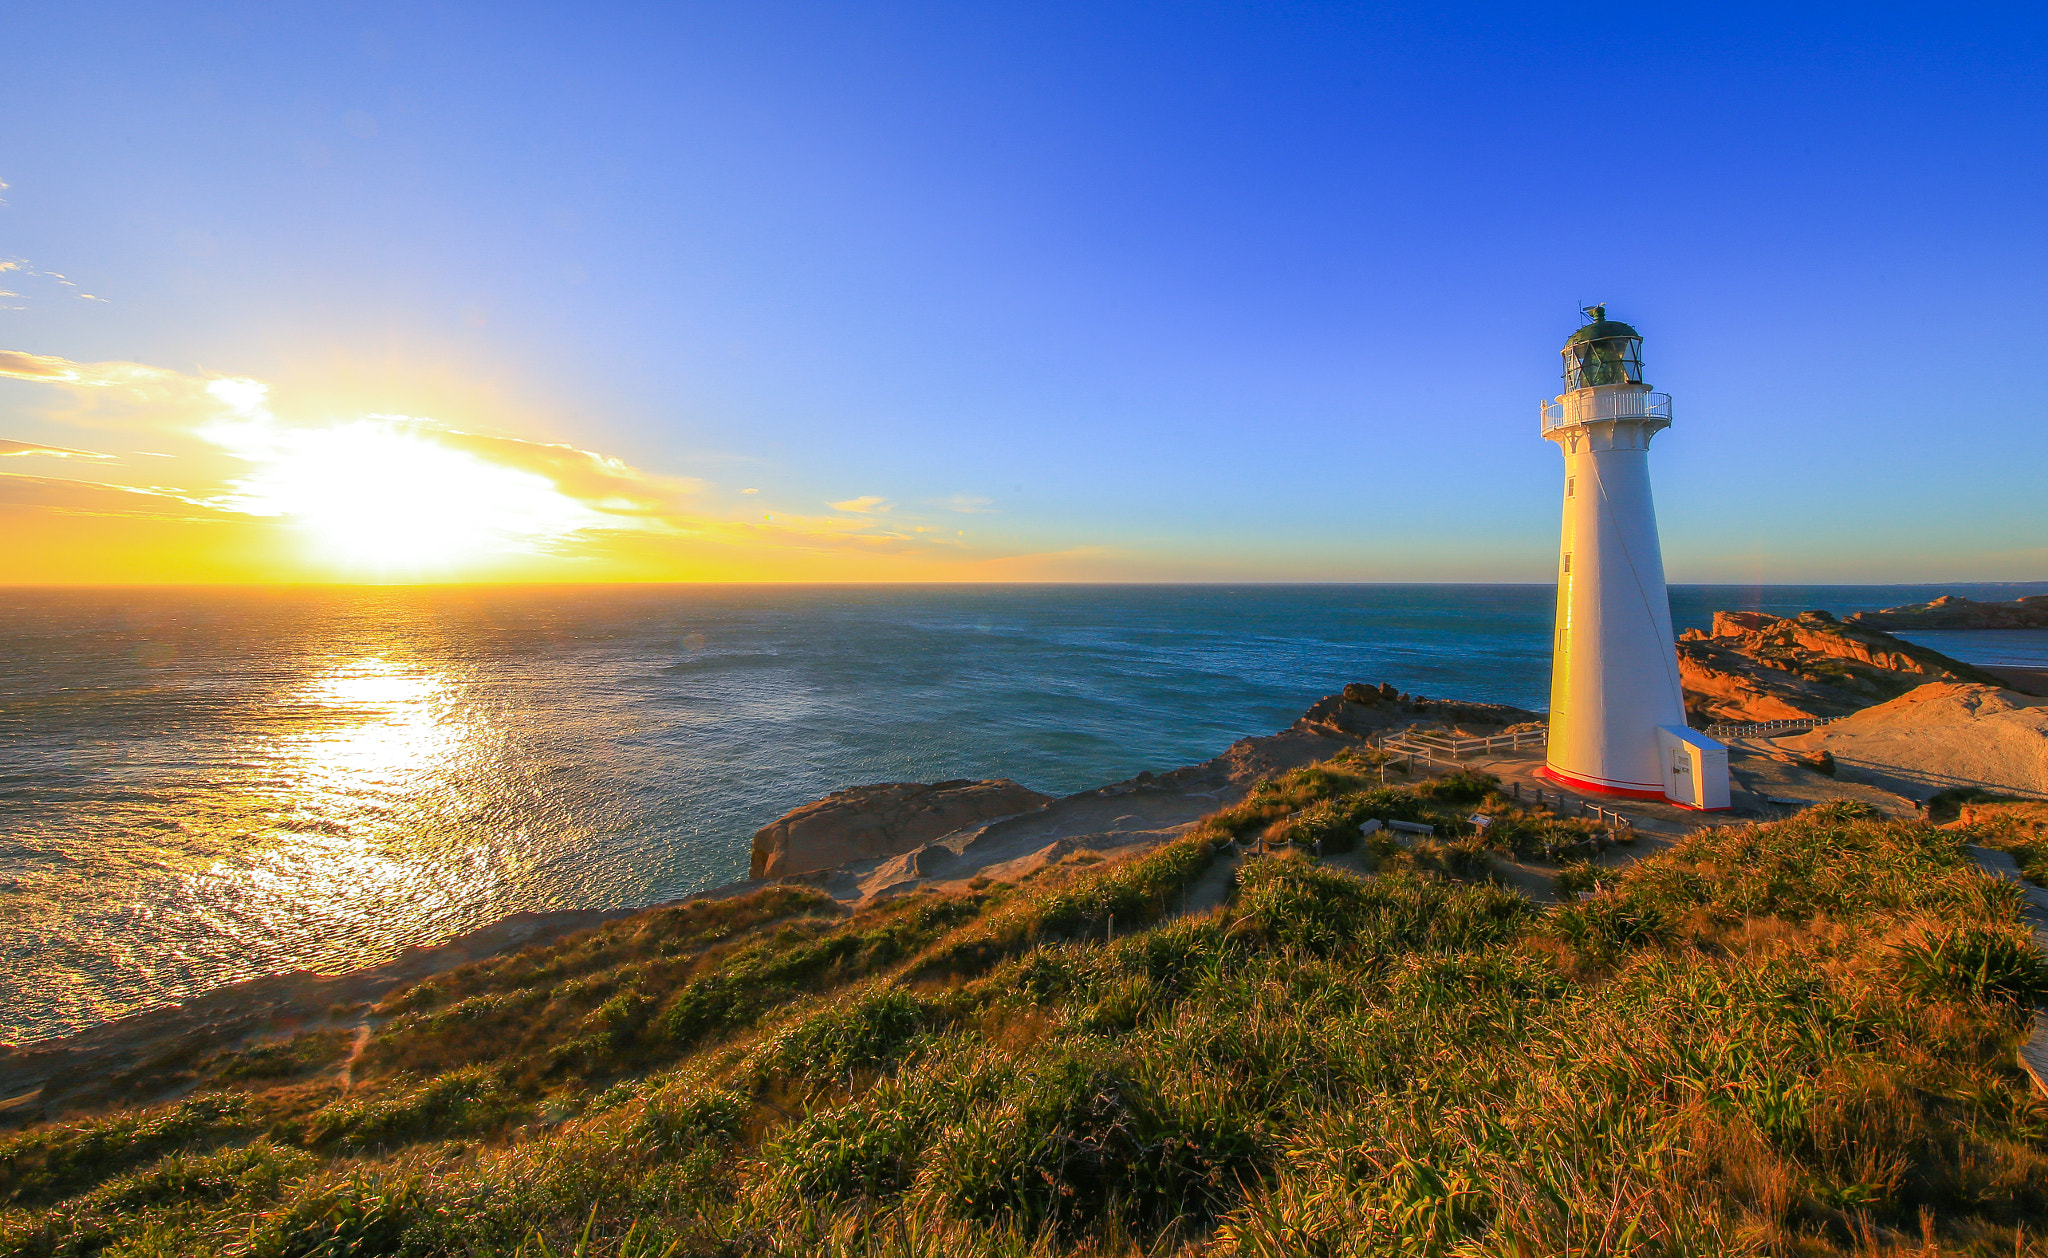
[5,767,2048,1256]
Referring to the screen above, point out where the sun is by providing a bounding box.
[224,418,603,575]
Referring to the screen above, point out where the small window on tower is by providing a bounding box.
[1567,477,1576,498]
[1563,553,1573,574]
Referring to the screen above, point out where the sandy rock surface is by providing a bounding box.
[1781,682,2048,801]
[749,778,1052,878]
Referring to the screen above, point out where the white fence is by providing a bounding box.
[1381,727,1547,764]
[1702,716,1842,740]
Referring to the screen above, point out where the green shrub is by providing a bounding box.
[1552,862,1615,897]
[627,1087,749,1159]
[1549,895,1671,957]
[1416,769,1498,805]
[212,1031,350,1082]
[769,1089,933,1203]
[0,1093,252,1208]
[915,1054,1266,1239]
[1229,861,1530,958]
[79,1139,317,1214]
[1895,927,2048,1005]
[299,1068,520,1151]
[757,989,944,1080]
[241,1173,443,1258]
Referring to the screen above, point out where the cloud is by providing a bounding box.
[0,258,109,309]
[0,473,237,521]
[0,438,111,459]
[829,495,893,514]
[944,494,994,513]
[0,349,179,389]
[430,427,702,518]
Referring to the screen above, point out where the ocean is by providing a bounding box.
[5,582,2046,1044]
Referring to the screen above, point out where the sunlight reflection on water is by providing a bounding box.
[141,658,484,987]
[187,657,487,965]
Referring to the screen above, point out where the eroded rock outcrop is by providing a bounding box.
[749,779,1052,878]
[1850,594,2048,631]
[1677,610,2006,725]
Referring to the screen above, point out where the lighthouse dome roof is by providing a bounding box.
[1565,318,1640,347]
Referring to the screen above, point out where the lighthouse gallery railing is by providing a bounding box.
[1539,390,1672,432]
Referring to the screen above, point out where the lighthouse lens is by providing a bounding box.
[1563,336,1644,390]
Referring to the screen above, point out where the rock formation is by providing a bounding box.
[1780,682,2048,802]
[749,779,1052,878]
[1849,593,2048,631]
[1676,610,2007,725]
[1297,682,1542,738]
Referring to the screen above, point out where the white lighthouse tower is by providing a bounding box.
[1539,307,1729,810]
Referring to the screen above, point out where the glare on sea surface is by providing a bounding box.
[226,418,600,574]
[186,656,502,967]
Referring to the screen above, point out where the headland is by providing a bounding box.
[7,607,2048,1253]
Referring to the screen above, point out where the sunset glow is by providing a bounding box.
[218,418,605,576]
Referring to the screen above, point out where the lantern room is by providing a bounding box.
[1560,304,1646,392]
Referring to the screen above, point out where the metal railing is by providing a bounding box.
[1702,716,1841,740]
[1539,390,1673,432]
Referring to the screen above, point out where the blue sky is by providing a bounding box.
[2,2,2043,581]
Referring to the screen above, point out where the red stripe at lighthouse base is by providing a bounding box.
[1536,765,1665,800]
[1535,765,1731,811]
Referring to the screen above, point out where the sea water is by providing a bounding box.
[4,582,2045,1044]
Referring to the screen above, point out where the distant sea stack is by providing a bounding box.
[1848,594,2048,631]
[1677,609,2011,725]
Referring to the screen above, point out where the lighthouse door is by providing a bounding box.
[1655,725,1705,808]
[1665,747,1696,807]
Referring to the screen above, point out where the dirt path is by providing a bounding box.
[337,1019,376,1091]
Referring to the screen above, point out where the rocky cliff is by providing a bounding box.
[1849,593,2048,630]
[749,778,1052,878]
[1677,609,2008,725]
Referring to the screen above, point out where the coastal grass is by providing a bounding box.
[7,762,2048,1255]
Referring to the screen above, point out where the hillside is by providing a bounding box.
[1678,610,2013,725]
[6,752,2048,1256]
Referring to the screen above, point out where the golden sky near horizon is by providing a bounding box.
[0,349,1117,584]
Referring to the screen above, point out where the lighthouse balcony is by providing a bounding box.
[1539,390,1672,432]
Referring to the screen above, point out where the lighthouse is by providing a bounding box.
[1539,308,1729,810]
